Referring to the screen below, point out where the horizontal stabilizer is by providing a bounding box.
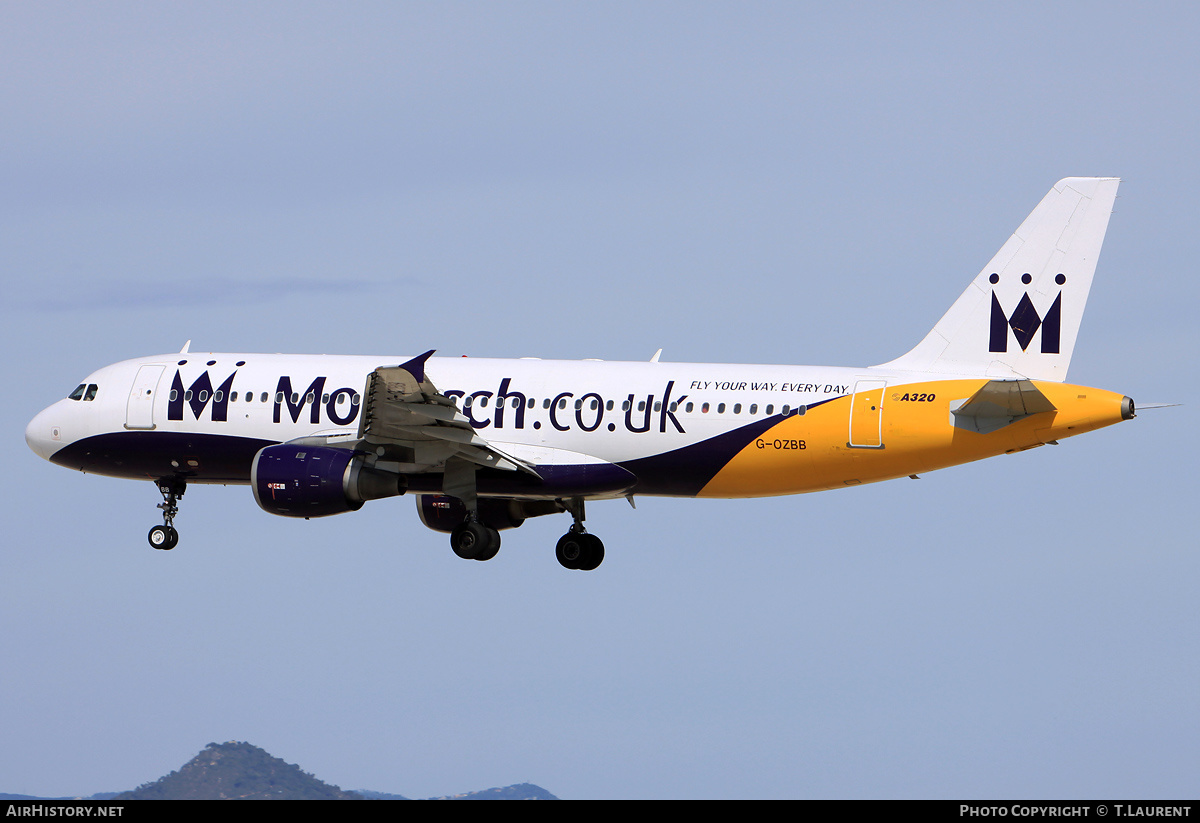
[952,379,1056,434]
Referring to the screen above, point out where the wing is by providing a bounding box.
[355,350,541,477]
[292,350,633,504]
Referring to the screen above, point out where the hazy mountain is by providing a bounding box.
[115,741,361,800]
[8,741,556,800]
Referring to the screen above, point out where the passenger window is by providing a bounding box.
[231,392,238,402]
[733,403,742,414]
[261,393,269,403]
[685,402,694,413]
[717,403,726,413]
[750,404,758,414]
[781,405,790,415]
[765,404,774,414]
[701,402,710,413]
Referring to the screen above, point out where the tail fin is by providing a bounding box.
[876,177,1119,382]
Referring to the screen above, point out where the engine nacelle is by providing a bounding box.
[416,494,562,533]
[252,445,404,518]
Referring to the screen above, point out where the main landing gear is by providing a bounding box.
[556,529,604,571]
[445,496,605,571]
[444,457,500,562]
[449,519,501,562]
[148,478,185,550]
[555,498,604,571]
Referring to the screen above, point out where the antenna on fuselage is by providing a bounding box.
[179,340,191,354]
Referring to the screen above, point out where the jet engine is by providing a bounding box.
[251,444,405,518]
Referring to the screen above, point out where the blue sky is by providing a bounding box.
[2,2,1196,799]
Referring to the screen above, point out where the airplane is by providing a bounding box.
[25,177,1135,570]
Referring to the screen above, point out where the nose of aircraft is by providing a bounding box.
[25,403,65,461]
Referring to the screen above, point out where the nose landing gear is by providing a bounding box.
[148,478,185,550]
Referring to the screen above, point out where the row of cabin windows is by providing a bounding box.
[460,394,806,417]
[167,390,362,405]
[68,381,804,419]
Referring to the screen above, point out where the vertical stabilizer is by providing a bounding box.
[876,177,1119,382]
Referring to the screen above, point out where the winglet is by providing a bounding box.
[398,350,436,383]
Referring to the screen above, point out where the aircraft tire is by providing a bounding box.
[577,534,604,571]
[451,522,492,560]
[555,532,583,569]
[148,525,178,550]
[557,531,604,570]
[475,528,501,561]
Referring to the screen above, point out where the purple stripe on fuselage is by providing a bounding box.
[46,397,836,497]
[48,431,276,484]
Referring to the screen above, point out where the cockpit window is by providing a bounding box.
[68,384,86,400]
[83,384,98,401]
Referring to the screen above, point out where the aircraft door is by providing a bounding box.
[848,378,886,448]
[125,365,166,430]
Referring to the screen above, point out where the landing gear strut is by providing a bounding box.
[443,457,500,562]
[556,498,604,571]
[148,478,185,550]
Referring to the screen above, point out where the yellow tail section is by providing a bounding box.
[699,380,1130,498]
